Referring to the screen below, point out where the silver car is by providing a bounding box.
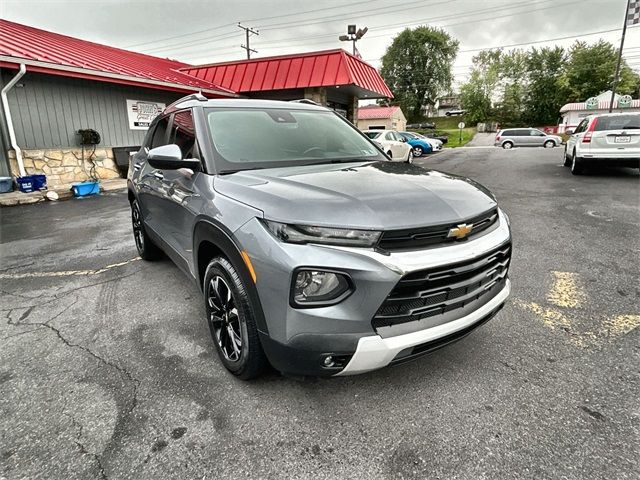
[564,113,640,175]
[128,95,512,379]
[495,128,562,149]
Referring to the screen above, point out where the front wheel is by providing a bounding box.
[386,150,393,159]
[406,150,414,163]
[204,257,267,380]
[563,147,571,166]
[413,146,424,157]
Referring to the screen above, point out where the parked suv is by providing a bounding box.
[128,95,512,379]
[495,128,562,149]
[564,113,640,175]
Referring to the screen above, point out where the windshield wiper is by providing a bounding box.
[219,167,264,175]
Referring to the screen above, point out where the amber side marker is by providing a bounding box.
[240,251,257,283]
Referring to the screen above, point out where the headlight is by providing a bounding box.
[263,220,381,247]
[291,269,353,307]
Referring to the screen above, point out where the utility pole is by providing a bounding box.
[238,23,259,59]
[610,0,632,112]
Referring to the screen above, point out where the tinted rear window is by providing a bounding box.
[594,115,640,131]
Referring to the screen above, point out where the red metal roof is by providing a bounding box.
[357,105,400,120]
[560,99,640,112]
[0,19,235,96]
[181,49,393,98]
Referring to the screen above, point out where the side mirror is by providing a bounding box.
[565,129,574,135]
[147,144,201,171]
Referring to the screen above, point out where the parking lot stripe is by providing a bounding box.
[0,257,140,279]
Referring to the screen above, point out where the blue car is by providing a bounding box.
[398,132,433,157]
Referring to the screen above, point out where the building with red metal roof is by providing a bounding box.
[356,105,406,132]
[0,19,393,187]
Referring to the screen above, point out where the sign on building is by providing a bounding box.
[126,99,166,130]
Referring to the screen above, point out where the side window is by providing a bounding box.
[169,109,197,159]
[150,116,170,148]
[502,130,513,136]
[385,132,395,141]
[574,119,588,134]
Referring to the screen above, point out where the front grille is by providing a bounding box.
[372,242,511,329]
[377,208,499,251]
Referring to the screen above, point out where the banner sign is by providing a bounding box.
[126,99,165,130]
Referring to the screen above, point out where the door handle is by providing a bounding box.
[153,171,164,180]
[133,162,142,171]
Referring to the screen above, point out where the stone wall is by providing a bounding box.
[7,148,121,186]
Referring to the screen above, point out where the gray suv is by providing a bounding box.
[495,128,562,149]
[128,95,512,379]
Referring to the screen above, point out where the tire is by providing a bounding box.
[386,150,393,159]
[204,257,267,380]
[131,199,162,260]
[406,150,414,163]
[502,141,513,149]
[544,140,555,148]
[563,146,571,166]
[570,150,584,175]
[413,146,424,157]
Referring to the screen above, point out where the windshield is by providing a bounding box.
[206,107,384,172]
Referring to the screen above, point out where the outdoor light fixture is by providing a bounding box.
[338,25,368,56]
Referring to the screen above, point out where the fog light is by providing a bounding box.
[291,269,352,307]
[323,356,335,367]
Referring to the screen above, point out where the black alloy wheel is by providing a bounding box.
[204,257,267,379]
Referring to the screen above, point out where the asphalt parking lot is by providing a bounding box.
[1,147,638,480]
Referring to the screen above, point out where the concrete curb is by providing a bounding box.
[0,178,127,207]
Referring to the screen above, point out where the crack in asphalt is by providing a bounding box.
[66,413,108,480]
[5,296,142,479]
[0,266,148,312]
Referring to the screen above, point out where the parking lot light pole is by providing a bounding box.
[609,0,632,113]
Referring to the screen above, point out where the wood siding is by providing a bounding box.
[1,70,183,149]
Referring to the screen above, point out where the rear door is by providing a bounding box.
[385,131,405,158]
[588,114,640,156]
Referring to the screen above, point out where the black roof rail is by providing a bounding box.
[165,92,208,111]
[290,98,319,106]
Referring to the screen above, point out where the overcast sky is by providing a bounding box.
[1,0,637,89]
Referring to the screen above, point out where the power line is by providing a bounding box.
[174,0,568,61]
[177,0,590,62]
[138,0,448,55]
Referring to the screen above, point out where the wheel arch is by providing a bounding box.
[193,219,269,334]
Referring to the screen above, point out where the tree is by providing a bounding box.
[380,26,459,121]
[494,50,528,126]
[558,40,639,102]
[459,50,501,124]
[522,46,566,126]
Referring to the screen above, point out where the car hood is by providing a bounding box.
[214,161,497,230]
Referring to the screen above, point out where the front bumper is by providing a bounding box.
[234,210,512,376]
[337,279,510,375]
